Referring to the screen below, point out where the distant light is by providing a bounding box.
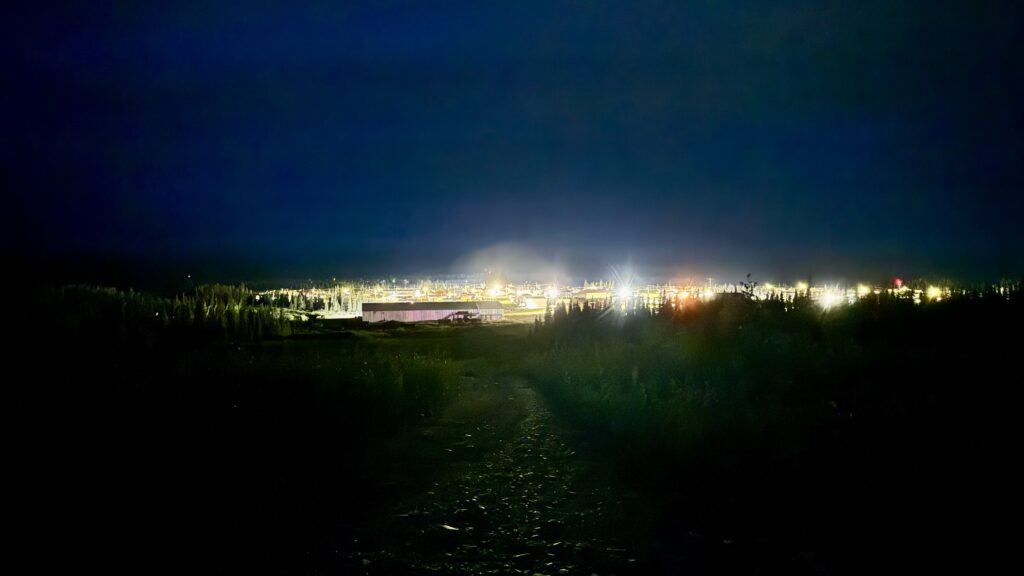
[856,284,871,298]
[926,285,942,300]
[796,281,809,292]
[617,286,633,300]
[894,278,904,288]
[545,288,559,299]
[820,292,843,310]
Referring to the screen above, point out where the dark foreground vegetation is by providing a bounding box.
[12,283,1023,574]
[526,288,1023,572]
[15,286,468,573]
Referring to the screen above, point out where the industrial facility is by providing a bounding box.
[256,277,947,323]
[361,301,505,323]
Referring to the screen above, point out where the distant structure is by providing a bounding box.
[361,301,504,323]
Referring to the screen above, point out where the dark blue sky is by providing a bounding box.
[5,1,1023,282]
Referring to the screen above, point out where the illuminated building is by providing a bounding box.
[361,301,505,323]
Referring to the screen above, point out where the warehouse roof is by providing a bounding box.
[362,301,504,311]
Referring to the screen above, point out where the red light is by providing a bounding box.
[894,278,903,288]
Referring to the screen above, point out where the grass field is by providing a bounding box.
[12,285,1023,574]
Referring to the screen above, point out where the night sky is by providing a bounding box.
[5,1,1023,283]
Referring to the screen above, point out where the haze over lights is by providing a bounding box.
[248,274,985,322]
[819,291,844,310]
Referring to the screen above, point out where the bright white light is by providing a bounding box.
[545,287,559,299]
[820,292,843,310]
[487,284,503,297]
[617,286,633,300]
[796,281,809,292]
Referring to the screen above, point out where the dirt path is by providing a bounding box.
[343,377,644,575]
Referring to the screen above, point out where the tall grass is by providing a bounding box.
[14,285,462,573]
[523,287,1023,570]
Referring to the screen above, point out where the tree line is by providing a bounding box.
[35,283,294,345]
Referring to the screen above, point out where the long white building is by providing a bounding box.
[361,301,504,323]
